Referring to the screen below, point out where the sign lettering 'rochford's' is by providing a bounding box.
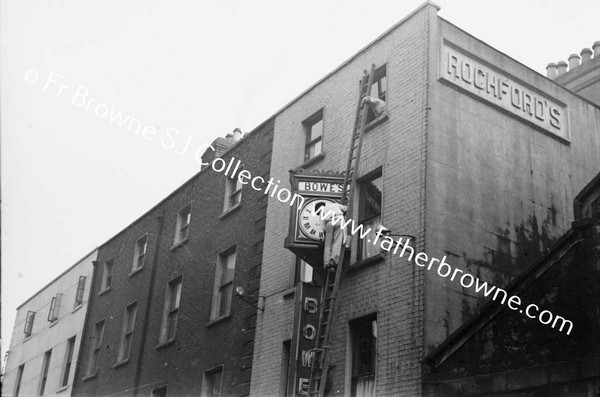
[440,42,568,141]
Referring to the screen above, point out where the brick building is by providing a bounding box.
[72,120,274,396]
[3,249,96,397]
[248,2,599,396]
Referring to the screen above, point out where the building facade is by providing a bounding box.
[249,2,600,396]
[71,120,274,397]
[3,249,97,397]
[424,172,600,396]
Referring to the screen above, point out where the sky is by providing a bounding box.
[2,0,599,362]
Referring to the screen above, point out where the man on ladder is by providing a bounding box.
[317,201,347,272]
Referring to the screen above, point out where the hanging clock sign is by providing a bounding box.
[284,169,346,262]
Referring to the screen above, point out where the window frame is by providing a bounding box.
[210,247,237,321]
[174,204,192,245]
[74,276,86,308]
[24,311,36,337]
[38,349,52,396]
[132,234,148,272]
[364,64,387,126]
[224,176,243,212]
[86,319,105,377]
[101,258,114,292]
[280,340,291,397]
[14,364,25,397]
[356,169,383,262]
[116,301,137,363]
[349,314,378,397]
[202,365,224,397]
[60,336,76,387]
[48,293,62,322]
[302,109,324,163]
[159,276,183,345]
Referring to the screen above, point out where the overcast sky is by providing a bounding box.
[2,0,599,360]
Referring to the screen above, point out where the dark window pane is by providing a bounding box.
[360,176,382,222]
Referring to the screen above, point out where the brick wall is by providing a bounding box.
[250,4,438,396]
[73,119,274,397]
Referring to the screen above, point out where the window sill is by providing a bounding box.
[298,152,325,170]
[82,373,97,382]
[129,266,144,278]
[113,358,129,369]
[206,314,232,328]
[348,253,386,273]
[365,112,389,132]
[49,320,59,327]
[23,335,32,342]
[155,338,176,350]
[170,238,189,252]
[98,287,112,296]
[56,386,68,393]
[220,203,242,219]
[72,304,83,314]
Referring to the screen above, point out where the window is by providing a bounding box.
[101,259,114,291]
[61,337,76,387]
[280,341,291,397]
[357,172,383,261]
[24,311,35,337]
[210,248,236,320]
[117,302,137,363]
[202,366,223,397]
[159,277,182,344]
[174,205,191,244]
[350,315,377,397]
[14,365,25,397]
[74,276,86,307]
[39,349,52,396]
[48,293,62,322]
[224,176,242,211]
[303,110,324,162]
[132,235,148,271]
[364,64,387,125]
[87,320,105,376]
[152,386,168,397]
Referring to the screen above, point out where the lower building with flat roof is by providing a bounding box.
[3,249,97,397]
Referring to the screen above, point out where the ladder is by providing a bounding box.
[307,64,376,397]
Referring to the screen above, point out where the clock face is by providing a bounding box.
[298,198,336,241]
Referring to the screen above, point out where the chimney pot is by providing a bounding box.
[546,62,558,79]
[580,48,593,64]
[556,61,568,76]
[593,41,600,58]
[232,128,243,142]
[567,53,580,71]
[225,133,234,140]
